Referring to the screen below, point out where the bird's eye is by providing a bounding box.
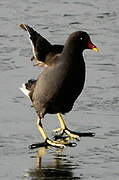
[80,37,83,40]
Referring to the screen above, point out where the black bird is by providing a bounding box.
[20,31,98,148]
[20,24,64,67]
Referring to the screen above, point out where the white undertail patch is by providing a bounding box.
[19,84,30,98]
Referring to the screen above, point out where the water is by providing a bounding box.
[0,0,119,179]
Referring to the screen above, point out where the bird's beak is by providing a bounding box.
[88,41,99,52]
[92,47,99,52]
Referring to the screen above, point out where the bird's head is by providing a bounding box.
[66,31,99,53]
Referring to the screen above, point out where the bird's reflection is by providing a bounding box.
[35,147,47,168]
[27,147,77,180]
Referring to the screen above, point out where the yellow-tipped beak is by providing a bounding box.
[92,47,99,52]
[88,41,99,52]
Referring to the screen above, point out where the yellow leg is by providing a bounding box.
[53,113,66,134]
[57,113,67,130]
[54,113,80,140]
[36,116,65,148]
[36,147,46,168]
[36,116,48,140]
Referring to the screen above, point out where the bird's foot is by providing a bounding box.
[28,138,76,149]
[53,128,80,141]
[53,128,95,141]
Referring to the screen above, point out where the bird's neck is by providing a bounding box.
[62,44,84,64]
[62,37,84,59]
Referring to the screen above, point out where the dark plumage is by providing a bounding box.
[20,31,98,148]
[29,31,97,116]
[20,24,64,67]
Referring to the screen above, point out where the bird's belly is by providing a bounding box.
[46,71,85,114]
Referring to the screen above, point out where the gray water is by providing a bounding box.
[0,0,119,179]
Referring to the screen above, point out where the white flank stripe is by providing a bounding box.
[24,26,37,59]
[29,39,37,59]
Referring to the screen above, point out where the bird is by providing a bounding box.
[20,30,99,148]
[19,24,64,67]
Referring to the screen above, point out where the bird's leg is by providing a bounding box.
[29,116,69,149]
[53,113,66,134]
[54,113,95,141]
[54,113,80,141]
[36,116,48,140]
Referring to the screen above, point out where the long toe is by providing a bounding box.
[64,129,80,141]
[28,142,48,149]
[46,139,77,148]
[46,139,66,148]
